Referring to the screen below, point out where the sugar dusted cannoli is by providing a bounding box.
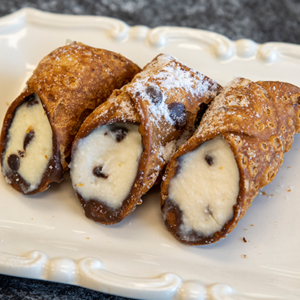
[0,42,141,195]
[161,78,300,245]
[70,54,221,224]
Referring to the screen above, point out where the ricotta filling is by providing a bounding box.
[3,94,53,192]
[70,123,143,209]
[168,137,240,237]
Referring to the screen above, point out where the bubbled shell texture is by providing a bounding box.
[71,53,221,224]
[0,42,141,195]
[27,42,141,170]
[161,78,300,245]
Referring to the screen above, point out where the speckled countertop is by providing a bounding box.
[0,1,300,299]
[1,0,300,44]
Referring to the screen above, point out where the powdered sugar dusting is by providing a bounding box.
[157,64,209,97]
[119,97,136,119]
[124,53,220,164]
[93,92,138,124]
[126,54,219,128]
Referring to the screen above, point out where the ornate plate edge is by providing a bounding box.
[1,7,300,63]
[0,7,297,300]
[0,250,237,300]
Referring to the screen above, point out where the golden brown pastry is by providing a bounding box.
[0,42,141,195]
[70,54,221,224]
[161,78,300,245]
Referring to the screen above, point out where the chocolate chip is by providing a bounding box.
[146,86,163,105]
[135,91,141,97]
[18,150,25,158]
[8,154,20,171]
[93,166,108,179]
[25,94,38,107]
[24,130,35,150]
[205,154,214,166]
[110,127,128,142]
[168,102,187,130]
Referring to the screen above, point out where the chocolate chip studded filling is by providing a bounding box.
[7,154,20,171]
[146,85,163,105]
[70,123,143,209]
[2,94,53,193]
[168,102,187,130]
[168,137,239,237]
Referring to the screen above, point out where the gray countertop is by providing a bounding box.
[0,0,299,299]
[1,0,300,44]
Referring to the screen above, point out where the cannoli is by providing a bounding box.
[70,54,221,224]
[161,78,300,245]
[0,42,140,195]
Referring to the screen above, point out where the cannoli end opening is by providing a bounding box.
[2,94,54,194]
[70,122,143,213]
[166,136,240,242]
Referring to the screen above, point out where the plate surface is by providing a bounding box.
[0,8,300,300]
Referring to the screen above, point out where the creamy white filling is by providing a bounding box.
[70,123,143,209]
[3,94,53,192]
[168,137,240,236]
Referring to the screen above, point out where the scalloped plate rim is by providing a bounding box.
[0,7,299,300]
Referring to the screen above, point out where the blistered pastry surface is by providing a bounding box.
[0,42,141,195]
[70,123,142,209]
[27,42,141,169]
[124,54,222,200]
[71,54,221,224]
[125,54,220,126]
[194,78,278,140]
[2,95,52,192]
[168,137,239,236]
[162,78,300,245]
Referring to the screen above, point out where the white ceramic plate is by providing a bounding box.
[0,8,300,300]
